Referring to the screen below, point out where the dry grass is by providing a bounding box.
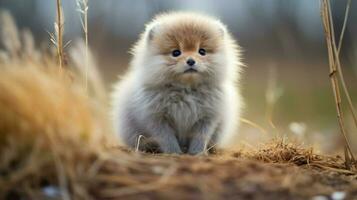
[69,40,107,103]
[241,140,356,175]
[0,11,112,199]
[321,0,356,167]
[0,64,111,199]
[0,10,21,62]
[55,0,64,70]
[76,0,89,91]
[264,65,283,133]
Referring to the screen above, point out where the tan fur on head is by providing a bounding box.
[149,13,224,85]
[131,12,241,88]
[150,13,225,54]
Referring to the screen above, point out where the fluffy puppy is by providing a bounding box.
[111,12,243,154]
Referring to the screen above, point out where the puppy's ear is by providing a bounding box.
[218,24,226,38]
[147,24,158,41]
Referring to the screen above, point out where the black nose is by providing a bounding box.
[186,58,196,66]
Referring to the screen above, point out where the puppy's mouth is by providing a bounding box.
[184,68,198,73]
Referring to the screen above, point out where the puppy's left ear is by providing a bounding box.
[147,24,158,41]
[218,24,226,38]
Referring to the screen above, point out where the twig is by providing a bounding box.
[240,117,268,135]
[55,0,64,71]
[329,0,357,133]
[135,135,145,152]
[320,0,355,164]
[337,0,351,54]
[326,0,356,163]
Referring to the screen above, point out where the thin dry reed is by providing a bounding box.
[55,0,64,71]
[21,29,40,62]
[331,0,357,133]
[321,0,356,168]
[69,40,107,102]
[265,65,283,132]
[0,10,21,60]
[76,0,89,91]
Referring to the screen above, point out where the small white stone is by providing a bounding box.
[312,195,328,200]
[152,166,165,174]
[42,186,61,198]
[331,191,346,200]
[289,122,307,136]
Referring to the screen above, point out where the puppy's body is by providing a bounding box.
[112,13,243,154]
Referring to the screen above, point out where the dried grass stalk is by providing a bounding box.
[0,10,21,59]
[21,29,40,62]
[0,64,112,199]
[69,40,107,102]
[329,0,357,132]
[76,0,89,91]
[55,0,64,71]
[265,65,283,131]
[320,0,356,166]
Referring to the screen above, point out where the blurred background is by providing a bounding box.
[1,0,356,152]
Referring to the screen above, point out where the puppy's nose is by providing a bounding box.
[186,58,196,66]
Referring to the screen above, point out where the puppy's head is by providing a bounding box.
[134,12,240,86]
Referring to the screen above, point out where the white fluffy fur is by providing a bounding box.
[111,12,243,154]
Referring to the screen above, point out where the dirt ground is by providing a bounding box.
[86,144,357,200]
[3,143,357,200]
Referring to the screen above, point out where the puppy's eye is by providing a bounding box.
[198,48,206,56]
[172,50,181,57]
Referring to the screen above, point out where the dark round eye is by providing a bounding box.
[172,49,181,57]
[198,48,206,56]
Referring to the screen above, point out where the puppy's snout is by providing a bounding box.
[186,58,196,66]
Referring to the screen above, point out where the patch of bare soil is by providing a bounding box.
[92,146,357,200]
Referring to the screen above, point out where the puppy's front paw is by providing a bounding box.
[161,144,183,154]
[187,142,207,155]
